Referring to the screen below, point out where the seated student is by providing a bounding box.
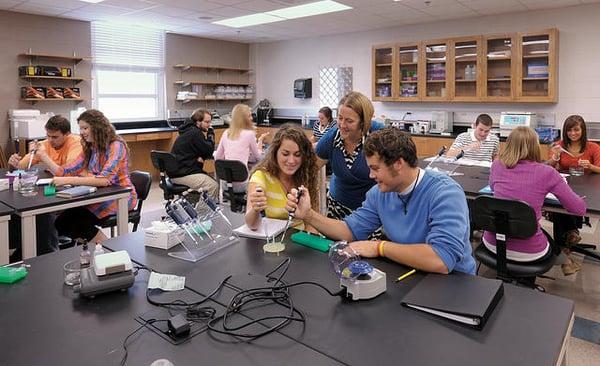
[8,115,82,169]
[446,113,499,162]
[7,115,83,255]
[546,115,599,274]
[482,127,586,263]
[170,108,219,199]
[245,124,318,231]
[214,104,268,190]
[38,109,138,244]
[287,127,476,274]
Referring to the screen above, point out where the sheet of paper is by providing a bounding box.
[234,218,288,239]
[36,178,53,186]
[148,272,185,291]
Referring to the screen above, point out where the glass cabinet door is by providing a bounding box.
[485,36,513,100]
[518,29,556,102]
[423,42,448,100]
[398,44,420,100]
[453,38,480,100]
[373,46,393,100]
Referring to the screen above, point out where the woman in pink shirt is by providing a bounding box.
[214,104,267,189]
[483,127,586,273]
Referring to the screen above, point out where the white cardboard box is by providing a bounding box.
[144,222,185,250]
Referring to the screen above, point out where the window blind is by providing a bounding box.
[91,22,164,68]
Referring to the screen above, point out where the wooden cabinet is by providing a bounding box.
[372,28,558,103]
[483,34,516,101]
[372,45,394,101]
[397,43,421,101]
[451,37,482,101]
[516,29,558,102]
[422,40,450,101]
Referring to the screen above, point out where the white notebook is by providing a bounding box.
[233,218,288,239]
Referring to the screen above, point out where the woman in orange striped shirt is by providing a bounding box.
[38,109,137,244]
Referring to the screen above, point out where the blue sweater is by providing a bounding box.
[344,170,476,274]
[316,122,383,209]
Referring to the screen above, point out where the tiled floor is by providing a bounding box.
[140,181,600,364]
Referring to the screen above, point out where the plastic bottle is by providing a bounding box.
[471,64,477,80]
[12,174,20,191]
[93,243,105,261]
[79,241,91,269]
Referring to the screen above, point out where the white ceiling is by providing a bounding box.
[1,0,598,43]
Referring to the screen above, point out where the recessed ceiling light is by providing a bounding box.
[213,1,352,28]
[266,0,352,20]
[78,0,105,3]
[214,13,284,28]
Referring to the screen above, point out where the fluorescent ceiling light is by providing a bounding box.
[79,0,105,3]
[267,0,352,20]
[213,13,284,28]
[213,1,352,28]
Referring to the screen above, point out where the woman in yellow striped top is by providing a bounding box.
[245,124,318,231]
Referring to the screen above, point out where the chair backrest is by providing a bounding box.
[150,150,179,177]
[131,170,152,201]
[472,195,539,278]
[215,159,249,183]
[472,195,538,239]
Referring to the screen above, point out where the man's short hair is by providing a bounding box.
[364,127,418,168]
[191,108,210,123]
[45,115,71,134]
[475,113,493,127]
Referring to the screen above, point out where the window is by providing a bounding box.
[91,22,165,122]
[319,66,353,109]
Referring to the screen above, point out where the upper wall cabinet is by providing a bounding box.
[397,43,421,101]
[422,40,450,101]
[517,29,558,102]
[372,28,558,103]
[372,45,395,101]
[451,36,482,101]
[483,34,515,102]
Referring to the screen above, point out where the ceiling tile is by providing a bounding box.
[25,0,87,10]
[235,0,285,12]
[205,6,253,17]
[11,2,73,16]
[519,0,580,10]
[146,4,196,17]
[151,0,223,11]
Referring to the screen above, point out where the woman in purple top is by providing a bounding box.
[482,127,586,264]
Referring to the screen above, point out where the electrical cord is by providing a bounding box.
[206,258,345,339]
[120,319,167,366]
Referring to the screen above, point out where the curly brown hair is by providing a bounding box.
[250,124,319,208]
[77,109,127,166]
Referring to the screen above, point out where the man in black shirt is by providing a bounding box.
[170,108,219,199]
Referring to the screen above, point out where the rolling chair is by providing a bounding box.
[472,195,557,290]
[215,159,248,213]
[98,170,152,237]
[150,150,189,200]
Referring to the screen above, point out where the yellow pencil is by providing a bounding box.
[395,269,416,282]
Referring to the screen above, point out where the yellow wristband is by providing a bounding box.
[378,241,387,257]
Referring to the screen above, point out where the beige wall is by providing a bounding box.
[250,3,600,126]
[165,33,251,116]
[0,10,91,154]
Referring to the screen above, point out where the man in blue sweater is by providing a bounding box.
[287,127,475,274]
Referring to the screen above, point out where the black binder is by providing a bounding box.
[401,273,504,330]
